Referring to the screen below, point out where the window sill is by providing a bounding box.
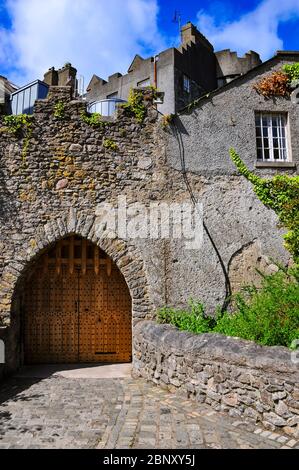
[255,161,297,169]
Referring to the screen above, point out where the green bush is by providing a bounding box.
[157,269,299,348]
[157,299,217,334]
[214,268,299,348]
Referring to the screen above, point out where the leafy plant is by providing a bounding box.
[230,149,299,264]
[157,300,217,334]
[53,101,65,119]
[3,114,33,162]
[80,111,107,128]
[121,89,147,124]
[157,268,299,348]
[214,268,299,348]
[282,63,299,82]
[103,138,118,151]
[253,71,290,98]
[3,114,33,135]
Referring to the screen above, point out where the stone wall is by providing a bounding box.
[133,321,299,436]
[0,56,298,377]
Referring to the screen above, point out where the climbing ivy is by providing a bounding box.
[230,148,299,264]
[103,138,118,151]
[80,111,107,129]
[282,63,299,81]
[3,114,33,163]
[53,101,66,119]
[121,89,148,124]
[3,114,33,135]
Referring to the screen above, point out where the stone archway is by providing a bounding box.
[0,210,153,369]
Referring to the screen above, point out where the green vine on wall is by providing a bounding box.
[3,114,33,135]
[80,111,108,129]
[53,101,66,119]
[282,63,299,82]
[121,89,148,123]
[103,138,118,151]
[230,148,299,264]
[3,114,33,163]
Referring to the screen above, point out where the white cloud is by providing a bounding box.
[197,0,299,60]
[0,0,165,86]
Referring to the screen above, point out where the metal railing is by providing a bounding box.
[87,98,127,117]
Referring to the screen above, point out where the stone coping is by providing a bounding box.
[134,321,298,377]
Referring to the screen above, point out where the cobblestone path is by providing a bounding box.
[0,375,298,449]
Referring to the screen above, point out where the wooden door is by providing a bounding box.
[23,236,132,364]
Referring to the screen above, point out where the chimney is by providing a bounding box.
[181,22,214,51]
[43,67,58,86]
[58,63,77,88]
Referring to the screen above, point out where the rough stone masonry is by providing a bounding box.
[0,54,298,422]
[133,321,299,437]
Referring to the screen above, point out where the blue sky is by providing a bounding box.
[0,0,299,87]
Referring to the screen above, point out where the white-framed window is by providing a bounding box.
[183,75,190,93]
[255,112,289,162]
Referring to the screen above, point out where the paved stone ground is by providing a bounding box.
[0,375,298,449]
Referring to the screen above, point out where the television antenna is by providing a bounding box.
[172,10,182,42]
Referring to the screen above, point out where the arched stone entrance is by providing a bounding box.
[22,235,132,364]
[0,210,153,373]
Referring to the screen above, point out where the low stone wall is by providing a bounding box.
[133,321,299,437]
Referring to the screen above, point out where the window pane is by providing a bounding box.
[257,148,263,160]
[263,127,268,137]
[280,138,286,149]
[264,148,270,159]
[256,126,261,137]
[263,138,269,148]
[272,116,278,126]
[273,138,279,148]
[183,75,190,93]
[256,137,262,148]
[274,148,280,159]
[272,127,278,137]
